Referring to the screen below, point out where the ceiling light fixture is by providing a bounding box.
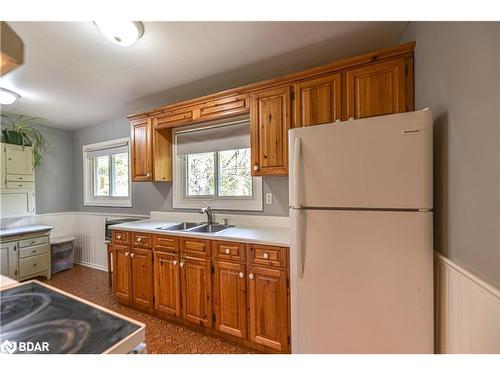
[94,21,144,47]
[0,87,20,105]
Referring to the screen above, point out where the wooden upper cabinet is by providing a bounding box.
[213,260,247,339]
[154,251,181,317]
[250,86,291,176]
[181,256,212,327]
[114,246,132,301]
[130,118,153,181]
[247,265,289,352]
[131,247,154,309]
[198,94,249,121]
[346,58,406,120]
[294,73,342,127]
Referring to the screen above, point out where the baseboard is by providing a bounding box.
[434,252,500,353]
[74,259,108,272]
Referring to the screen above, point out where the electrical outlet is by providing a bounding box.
[265,193,273,205]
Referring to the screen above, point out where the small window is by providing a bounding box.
[83,138,131,207]
[173,118,262,211]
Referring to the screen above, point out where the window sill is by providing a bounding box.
[83,200,132,208]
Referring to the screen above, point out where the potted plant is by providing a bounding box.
[1,114,47,168]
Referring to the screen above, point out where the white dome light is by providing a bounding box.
[94,21,144,47]
[0,87,20,105]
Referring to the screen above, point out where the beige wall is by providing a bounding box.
[401,22,500,288]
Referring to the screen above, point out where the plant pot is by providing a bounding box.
[2,130,32,146]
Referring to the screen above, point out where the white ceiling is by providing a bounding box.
[1,22,408,130]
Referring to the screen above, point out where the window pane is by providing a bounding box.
[187,152,215,196]
[218,148,252,197]
[94,156,109,196]
[112,153,129,197]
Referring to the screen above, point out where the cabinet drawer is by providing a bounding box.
[112,231,130,245]
[132,233,152,248]
[19,236,48,248]
[19,253,48,277]
[212,240,245,262]
[181,237,211,257]
[6,174,35,182]
[6,181,35,189]
[248,244,287,268]
[153,235,179,253]
[19,243,49,259]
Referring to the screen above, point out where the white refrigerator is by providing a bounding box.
[289,109,434,353]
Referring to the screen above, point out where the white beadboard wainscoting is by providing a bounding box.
[434,252,500,353]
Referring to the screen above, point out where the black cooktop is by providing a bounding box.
[0,282,142,354]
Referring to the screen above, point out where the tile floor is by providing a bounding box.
[42,264,257,354]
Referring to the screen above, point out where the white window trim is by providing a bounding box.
[172,123,263,211]
[83,138,132,207]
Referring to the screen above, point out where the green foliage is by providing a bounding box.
[1,114,47,168]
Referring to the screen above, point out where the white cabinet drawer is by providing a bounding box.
[6,174,34,182]
[19,244,49,259]
[6,181,35,189]
[19,254,48,277]
[19,236,48,248]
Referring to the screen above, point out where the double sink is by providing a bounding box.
[156,222,233,234]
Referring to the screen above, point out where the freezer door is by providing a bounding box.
[289,110,433,209]
[290,209,434,353]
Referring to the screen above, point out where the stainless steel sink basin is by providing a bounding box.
[187,224,233,234]
[157,222,201,231]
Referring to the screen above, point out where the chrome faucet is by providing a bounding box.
[199,202,214,225]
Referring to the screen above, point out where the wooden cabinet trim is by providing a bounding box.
[132,232,152,249]
[153,234,180,254]
[181,237,211,258]
[112,230,131,246]
[212,240,246,262]
[154,251,181,317]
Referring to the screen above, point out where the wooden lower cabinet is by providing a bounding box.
[114,245,132,301]
[113,231,290,353]
[247,265,289,352]
[180,256,213,328]
[213,260,247,339]
[154,251,181,317]
[131,247,154,309]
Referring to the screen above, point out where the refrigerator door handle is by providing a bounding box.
[292,137,301,209]
[292,208,304,279]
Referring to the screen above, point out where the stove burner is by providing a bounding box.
[1,293,51,330]
[2,319,91,354]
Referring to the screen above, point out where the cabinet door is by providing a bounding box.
[5,144,33,175]
[247,265,289,352]
[131,247,153,309]
[214,261,247,338]
[346,58,406,120]
[154,251,181,317]
[114,246,132,301]
[250,86,291,176]
[180,256,212,327]
[294,74,342,127]
[130,118,152,181]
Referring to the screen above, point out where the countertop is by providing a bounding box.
[108,219,290,247]
[0,225,54,239]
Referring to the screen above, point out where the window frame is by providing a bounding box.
[172,121,263,211]
[83,138,132,207]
